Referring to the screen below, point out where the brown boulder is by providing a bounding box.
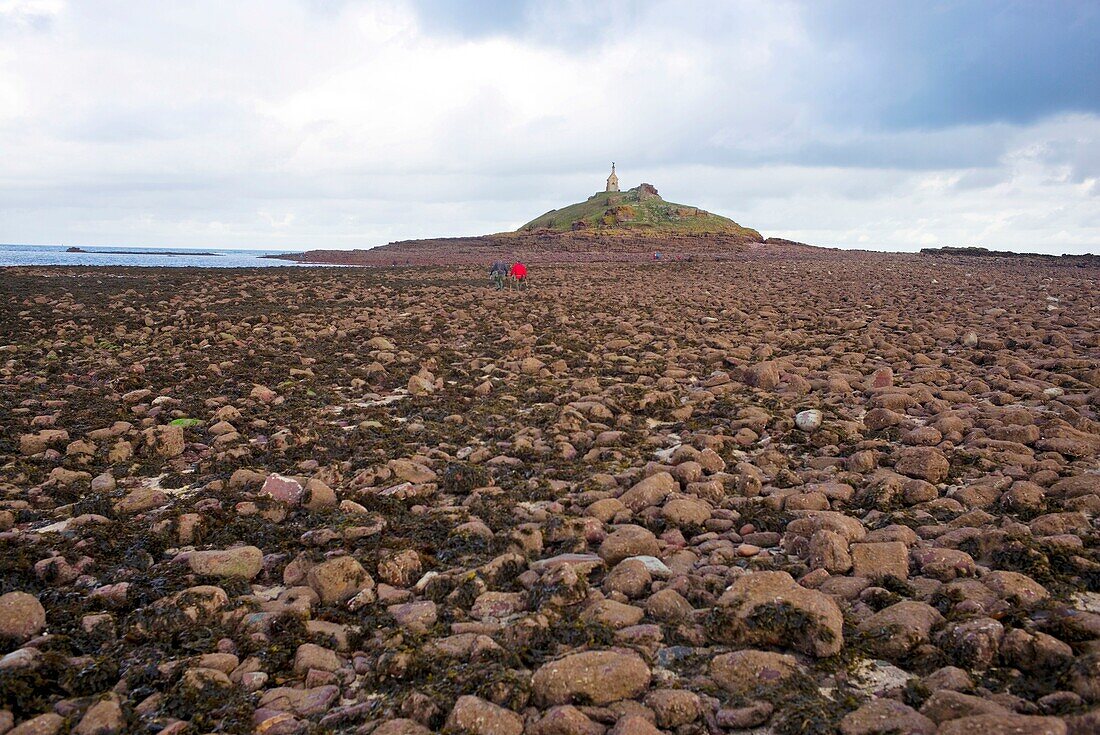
[599,525,659,566]
[531,651,650,706]
[894,447,950,483]
[850,541,909,580]
[840,700,935,735]
[936,714,1066,735]
[743,361,780,389]
[0,591,47,643]
[142,424,185,458]
[858,601,943,660]
[307,555,374,604]
[919,690,1009,723]
[715,571,844,657]
[532,706,604,735]
[709,649,801,696]
[444,695,523,735]
[619,472,675,512]
[187,546,262,579]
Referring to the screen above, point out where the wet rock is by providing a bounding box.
[919,690,1010,723]
[142,424,185,458]
[307,555,374,604]
[938,617,1005,669]
[715,570,844,656]
[607,716,660,735]
[19,429,69,455]
[599,526,659,566]
[743,361,780,389]
[8,713,64,735]
[709,649,801,696]
[894,447,950,483]
[532,651,650,706]
[261,473,305,505]
[0,592,47,643]
[715,701,774,729]
[840,700,935,735]
[389,600,438,634]
[643,689,700,728]
[72,696,124,735]
[936,714,1067,735]
[188,546,263,579]
[444,695,523,735]
[374,720,433,735]
[851,541,909,580]
[858,601,943,660]
[619,473,676,512]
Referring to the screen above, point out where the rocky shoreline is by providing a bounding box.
[265,231,783,266]
[1,252,1098,735]
[919,247,1099,266]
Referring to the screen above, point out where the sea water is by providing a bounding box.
[0,244,308,268]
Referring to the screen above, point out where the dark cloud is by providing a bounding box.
[795,1,1100,129]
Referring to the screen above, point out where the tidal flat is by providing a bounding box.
[1,253,1098,734]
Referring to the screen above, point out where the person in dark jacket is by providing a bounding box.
[489,260,508,289]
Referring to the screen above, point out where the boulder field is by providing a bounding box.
[0,251,1098,734]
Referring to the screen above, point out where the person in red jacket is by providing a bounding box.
[509,261,528,289]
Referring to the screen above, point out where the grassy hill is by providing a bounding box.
[518,184,761,239]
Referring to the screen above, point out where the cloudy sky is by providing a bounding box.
[1,0,1098,253]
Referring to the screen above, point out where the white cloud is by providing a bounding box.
[0,0,1096,253]
[0,0,64,28]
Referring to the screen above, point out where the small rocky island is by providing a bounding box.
[271,164,767,265]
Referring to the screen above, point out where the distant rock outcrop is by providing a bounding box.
[921,246,1098,265]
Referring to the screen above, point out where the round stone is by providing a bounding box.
[0,591,47,643]
[795,409,824,432]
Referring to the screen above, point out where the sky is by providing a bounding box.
[1,0,1098,253]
